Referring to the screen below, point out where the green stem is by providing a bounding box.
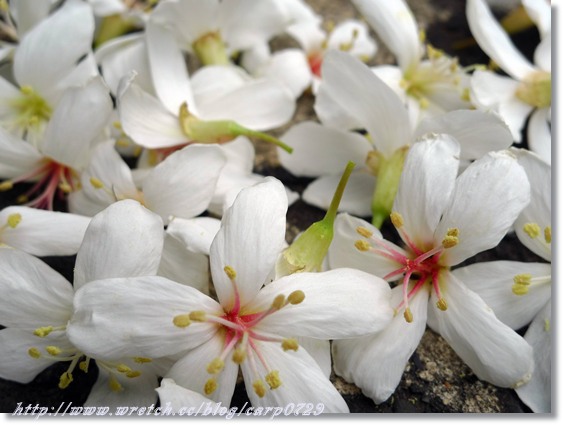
[324,161,355,225]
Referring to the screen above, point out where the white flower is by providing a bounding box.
[0,200,167,407]
[67,178,393,411]
[0,76,113,209]
[467,0,551,163]
[328,136,533,403]
[453,149,551,412]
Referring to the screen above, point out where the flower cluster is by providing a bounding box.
[0,0,551,414]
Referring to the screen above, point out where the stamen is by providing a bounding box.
[133,357,152,364]
[224,265,237,279]
[109,373,123,392]
[7,213,21,228]
[253,380,267,398]
[287,290,305,305]
[79,358,90,373]
[224,265,241,314]
[189,311,207,322]
[0,181,13,191]
[125,370,141,378]
[271,294,286,310]
[207,358,225,374]
[281,338,299,351]
[90,177,104,189]
[58,372,73,389]
[544,319,550,332]
[442,235,459,248]
[45,346,62,356]
[390,212,404,228]
[355,240,371,251]
[404,307,413,323]
[523,223,540,239]
[28,348,41,359]
[436,298,448,311]
[356,226,373,238]
[34,326,53,337]
[265,371,282,390]
[513,274,532,285]
[116,364,132,373]
[232,348,246,364]
[544,227,551,244]
[204,378,218,395]
[172,314,191,328]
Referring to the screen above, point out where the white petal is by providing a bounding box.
[328,213,406,278]
[286,20,325,53]
[73,200,164,288]
[515,301,551,413]
[279,122,371,177]
[296,337,332,379]
[436,150,531,266]
[394,134,460,246]
[143,145,227,223]
[350,0,421,70]
[430,272,534,388]
[255,268,393,339]
[14,0,94,95]
[68,276,221,359]
[302,172,374,217]
[534,36,551,72]
[210,178,287,308]
[11,0,51,38]
[0,207,90,256]
[67,190,109,218]
[466,0,536,80]
[41,76,113,169]
[191,65,248,106]
[166,217,221,256]
[522,0,551,39]
[527,108,551,165]
[414,110,513,160]
[454,261,551,330]
[327,20,377,60]
[117,76,187,149]
[146,21,195,115]
[332,285,429,403]
[255,48,312,99]
[319,50,411,158]
[0,126,44,178]
[156,378,215,411]
[0,248,73,329]
[240,340,349,413]
[315,77,364,131]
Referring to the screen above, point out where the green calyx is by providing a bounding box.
[192,31,230,66]
[515,71,551,108]
[94,14,137,48]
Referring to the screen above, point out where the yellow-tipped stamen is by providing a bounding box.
[59,372,73,389]
[133,357,152,364]
[281,338,299,351]
[0,181,13,191]
[265,371,282,390]
[544,319,550,332]
[544,227,551,244]
[232,348,247,364]
[355,240,371,252]
[172,314,191,328]
[224,265,237,280]
[33,326,54,337]
[446,228,459,237]
[189,311,207,322]
[436,298,448,311]
[523,223,541,239]
[207,358,225,374]
[356,226,373,238]
[287,290,305,305]
[441,235,459,248]
[513,273,532,285]
[28,347,41,359]
[512,284,529,296]
[116,364,132,373]
[125,370,141,378]
[45,346,62,356]
[271,294,286,310]
[90,177,105,189]
[79,358,90,373]
[204,378,218,395]
[6,213,21,228]
[404,307,413,323]
[253,380,267,398]
[390,212,404,228]
[109,374,123,392]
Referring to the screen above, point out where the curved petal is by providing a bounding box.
[0,248,73,329]
[240,340,349,413]
[515,301,551,413]
[394,134,460,246]
[255,48,312,99]
[73,199,164,289]
[156,378,215,411]
[318,50,411,158]
[14,0,94,96]
[68,276,221,360]
[437,150,531,266]
[453,261,551,330]
[255,268,394,339]
[11,0,52,38]
[328,213,406,278]
[332,285,429,403]
[296,337,331,379]
[191,65,248,106]
[327,20,377,60]
[430,272,534,388]
[413,110,513,160]
[527,108,551,165]
[466,0,536,80]
[210,178,288,308]
[302,172,374,217]
[166,217,221,256]
[0,206,90,256]
[41,76,113,170]
[522,0,551,39]
[279,122,371,177]
[534,36,551,72]
[350,0,420,71]
[0,126,44,178]
[143,145,227,223]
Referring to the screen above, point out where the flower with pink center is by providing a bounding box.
[67,178,394,411]
[328,135,534,403]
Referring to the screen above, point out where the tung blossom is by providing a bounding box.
[67,178,394,411]
[328,136,534,403]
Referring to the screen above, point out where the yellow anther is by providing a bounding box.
[523,223,541,239]
[427,44,443,59]
[281,338,299,351]
[58,182,72,193]
[28,348,41,359]
[419,29,426,43]
[89,177,104,189]
[271,294,286,310]
[112,121,122,130]
[224,265,237,280]
[79,359,90,373]
[446,228,459,237]
[17,195,28,204]
[33,326,53,337]
[116,364,132,373]
[544,319,550,332]
[355,240,371,252]
[0,181,13,191]
[544,227,551,244]
[172,314,191,328]
[513,274,532,285]
[133,357,152,364]
[125,370,141,378]
[204,378,218,395]
[390,212,404,228]
[356,226,373,238]
[232,348,246,364]
[253,380,267,398]
[20,85,34,95]
[7,213,22,228]
[59,372,73,389]
[109,374,123,392]
[116,138,131,148]
[287,290,305,305]
[404,307,413,323]
[512,284,529,296]
[436,298,448,311]
[442,235,459,248]
[461,88,471,102]
[45,346,62,356]
[206,358,225,374]
[265,370,282,390]
[419,97,430,109]
[189,311,207,322]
